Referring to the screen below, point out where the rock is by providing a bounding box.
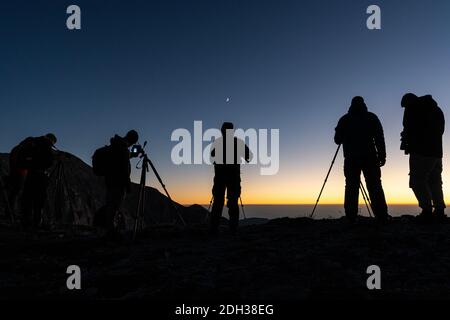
[0,152,208,228]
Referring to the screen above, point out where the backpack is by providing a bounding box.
[92,145,112,176]
[10,137,36,170]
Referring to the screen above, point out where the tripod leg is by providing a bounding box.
[239,197,247,220]
[133,187,144,239]
[133,161,148,240]
[61,166,78,230]
[133,186,143,235]
[310,145,341,218]
[147,157,186,226]
[208,196,214,212]
[360,182,373,217]
[204,196,214,224]
[362,183,373,211]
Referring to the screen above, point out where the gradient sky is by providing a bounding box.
[1,0,450,205]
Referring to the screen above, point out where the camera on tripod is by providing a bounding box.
[130,143,145,158]
[131,139,186,238]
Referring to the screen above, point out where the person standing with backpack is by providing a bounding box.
[8,133,57,229]
[93,130,139,237]
[401,94,446,222]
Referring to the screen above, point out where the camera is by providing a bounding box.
[130,144,144,158]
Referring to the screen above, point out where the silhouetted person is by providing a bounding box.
[210,122,253,234]
[0,163,13,222]
[401,94,446,221]
[103,130,139,236]
[9,134,57,229]
[335,97,390,222]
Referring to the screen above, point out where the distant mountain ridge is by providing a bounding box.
[0,152,208,228]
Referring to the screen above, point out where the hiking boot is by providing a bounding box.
[433,209,447,223]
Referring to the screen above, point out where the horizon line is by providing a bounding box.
[185,202,429,206]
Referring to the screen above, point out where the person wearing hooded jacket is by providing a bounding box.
[334,96,390,222]
[401,94,446,221]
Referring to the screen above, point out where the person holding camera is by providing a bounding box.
[401,94,446,222]
[98,130,139,237]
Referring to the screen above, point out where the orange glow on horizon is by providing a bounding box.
[165,186,428,206]
[177,200,423,206]
[151,171,449,206]
[140,148,450,208]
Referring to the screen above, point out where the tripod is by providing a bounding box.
[206,195,247,222]
[310,145,374,219]
[47,157,76,227]
[133,150,186,239]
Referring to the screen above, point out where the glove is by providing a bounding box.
[378,157,386,167]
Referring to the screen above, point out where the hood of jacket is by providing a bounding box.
[348,101,368,115]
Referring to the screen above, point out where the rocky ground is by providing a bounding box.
[1,216,450,300]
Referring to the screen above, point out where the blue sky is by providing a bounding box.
[1,0,450,204]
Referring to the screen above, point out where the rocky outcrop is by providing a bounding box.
[0,152,207,228]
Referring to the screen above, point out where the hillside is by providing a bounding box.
[0,152,207,228]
